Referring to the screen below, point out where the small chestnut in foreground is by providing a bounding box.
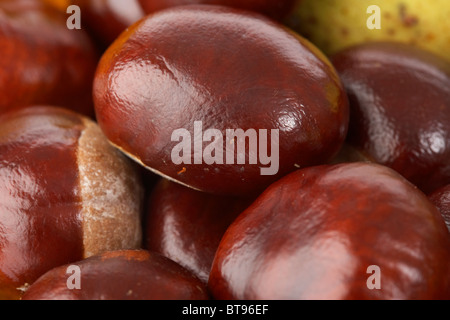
[145,178,255,283]
[429,184,450,232]
[94,5,349,196]
[209,163,450,300]
[0,0,98,117]
[71,0,145,47]
[21,250,210,300]
[0,106,143,300]
[138,0,297,21]
[331,42,450,194]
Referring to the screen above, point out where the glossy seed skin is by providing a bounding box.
[0,0,98,117]
[331,42,450,194]
[22,250,210,300]
[0,107,85,300]
[71,0,145,47]
[138,0,297,21]
[94,5,349,196]
[0,106,144,300]
[145,179,254,283]
[209,163,450,300]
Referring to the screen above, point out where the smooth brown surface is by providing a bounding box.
[138,0,297,21]
[331,42,450,194]
[71,0,145,47]
[0,0,98,117]
[429,184,450,232]
[145,178,254,283]
[22,250,210,300]
[94,5,349,196]
[0,107,85,300]
[209,163,450,300]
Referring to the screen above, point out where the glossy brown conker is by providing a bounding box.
[331,42,450,194]
[209,162,450,300]
[93,5,349,196]
[0,106,143,300]
[21,250,210,300]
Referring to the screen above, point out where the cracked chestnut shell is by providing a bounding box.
[94,5,349,196]
[0,106,143,300]
[331,42,450,194]
[0,0,98,117]
[138,0,297,21]
[145,178,254,283]
[209,163,450,300]
[21,250,210,300]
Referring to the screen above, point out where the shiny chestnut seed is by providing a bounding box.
[138,0,297,21]
[145,178,255,283]
[0,0,98,117]
[94,5,349,196]
[429,185,450,232]
[209,163,450,300]
[0,106,143,300]
[71,0,144,47]
[21,250,210,300]
[331,42,450,194]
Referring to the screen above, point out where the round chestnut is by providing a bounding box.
[71,0,145,47]
[331,42,450,194]
[0,106,143,300]
[138,0,297,21]
[145,178,255,283]
[94,5,349,196]
[209,162,450,300]
[21,250,210,300]
[429,184,450,232]
[0,0,98,117]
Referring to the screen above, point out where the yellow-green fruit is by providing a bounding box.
[286,0,450,62]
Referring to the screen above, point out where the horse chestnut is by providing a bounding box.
[21,250,210,300]
[145,178,254,282]
[0,0,98,117]
[94,5,349,196]
[71,0,145,47]
[331,42,450,194]
[0,106,143,300]
[209,162,450,299]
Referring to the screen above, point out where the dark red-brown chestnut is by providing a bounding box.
[138,0,297,21]
[0,0,98,117]
[145,178,254,283]
[93,5,349,196]
[331,42,450,194]
[70,0,145,47]
[0,106,143,300]
[21,250,210,300]
[208,162,450,300]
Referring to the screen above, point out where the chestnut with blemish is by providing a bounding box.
[209,163,450,300]
[70,0,145,47]
[429,184,450,232]
[0,0,98,117]
[21,250,210,300]
[331,42,450,194]
[0,106,144,300]
[145,178,255,283]
[93,5,349,196]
